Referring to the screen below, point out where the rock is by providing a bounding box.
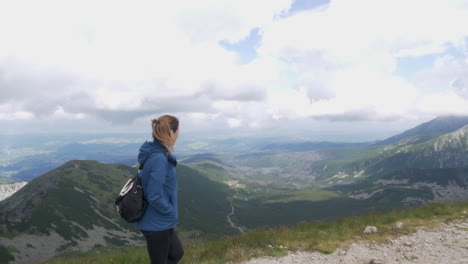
[403,241,413,247]
[338,250,346,256]
[386,238,394,244]
[404,254,418,260]
[395,221,403,228]
[369,258,384,264]
[364,226,378,234]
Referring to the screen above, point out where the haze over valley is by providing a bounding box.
[1,115,467,263]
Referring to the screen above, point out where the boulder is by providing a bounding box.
[364,226,378,234]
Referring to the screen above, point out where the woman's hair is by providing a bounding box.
[152,115,179,152]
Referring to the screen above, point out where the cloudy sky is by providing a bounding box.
[1,0,468,140]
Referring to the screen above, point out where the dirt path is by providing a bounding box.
[227,188,245,234]
[242,220,468,264]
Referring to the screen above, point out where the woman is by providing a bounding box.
[137,115,184,264]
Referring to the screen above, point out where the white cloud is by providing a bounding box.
[0,2,258,119]
[0,103,34,120]
[254,0,468,123]
[51,106,87,120]
[416,92,468,116]
[0,0,293,122]
[175,0,292,43]
[413,51,468,95]
[0,0,468,134]
[227,118,242,128]
[260,0,468,69]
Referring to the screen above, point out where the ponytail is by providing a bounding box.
[152,115,179,152]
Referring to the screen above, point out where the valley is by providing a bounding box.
[0,115,467,263]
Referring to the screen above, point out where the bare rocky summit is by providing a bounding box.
[243,219,468,264]
[0,181,28,201]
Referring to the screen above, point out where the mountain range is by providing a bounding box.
[228,116,468,186]
[376,115,468,145]
[0,115,467,263]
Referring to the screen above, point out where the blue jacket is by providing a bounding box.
[136,139,178,231]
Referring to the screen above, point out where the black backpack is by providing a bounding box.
[115,151,164,223]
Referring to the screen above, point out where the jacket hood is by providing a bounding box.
[138,139,177,166]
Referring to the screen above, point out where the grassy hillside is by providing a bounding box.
[177,164,235,238]
[43,201,468,264]
[373,167,468,187]
[0,160,235,263]
[0,161,141,263]
[184,162,466,232]
[232,186,434,229]
[351,125,468,178]
[0,161,136,239]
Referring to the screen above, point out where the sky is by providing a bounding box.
[1,0,468,141]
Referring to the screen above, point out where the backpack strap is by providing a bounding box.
[138,151,168,170]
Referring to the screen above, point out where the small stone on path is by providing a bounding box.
[369,258,384,264]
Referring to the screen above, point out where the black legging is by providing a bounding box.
[141,228,184,264]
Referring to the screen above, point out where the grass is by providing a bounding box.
[188,162,232,184]
[45,200,468,264]
[0,246,15,263]
[264,188,342,203]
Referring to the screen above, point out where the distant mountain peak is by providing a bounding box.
[378,115,468,145]
[434,114,468,120]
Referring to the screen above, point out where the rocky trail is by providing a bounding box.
[242,219,468,264]
[227,188,245,234]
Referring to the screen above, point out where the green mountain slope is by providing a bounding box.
[332,167,468,204]
[352,125,468,178]
[377,115,468,145]
[0,160,139,263]
[43,201,468,264]
[177,164,234,238]
[0,160,234,264]
[376,167,468,187]
[310,124,467,185]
